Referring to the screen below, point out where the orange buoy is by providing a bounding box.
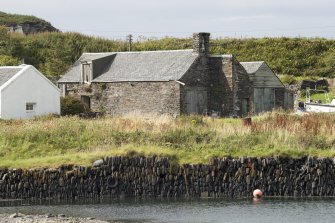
[253,189,263,198]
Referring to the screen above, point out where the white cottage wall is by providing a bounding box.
[0,66,60,119]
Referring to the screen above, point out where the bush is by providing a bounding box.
[60,95,87,116]
[280,75,298,85]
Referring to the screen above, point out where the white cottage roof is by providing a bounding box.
[0,65,60,92]
[0,66,24,86]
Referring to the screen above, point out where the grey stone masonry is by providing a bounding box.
[193,33,210,55]
[1,156,335,199]
[60,82,181,116]
[208,57,232,116]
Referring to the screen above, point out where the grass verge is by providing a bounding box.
[0,111,334,168]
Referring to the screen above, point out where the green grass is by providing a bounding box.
[300,87,335,102]
[0,112,334,169]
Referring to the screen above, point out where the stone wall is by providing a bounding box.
[208,57,232,116]
[285,84,301,109]
[220,55,251,116]
[327,78,335,87]
[180,55,210,115]
[1,156,335,200]
[59,82,181,116]
[232,57,252,117]
[91,82,181,116]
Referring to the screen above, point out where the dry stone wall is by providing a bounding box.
[1,156,335,200]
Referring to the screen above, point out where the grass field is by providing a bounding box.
[0,111,334,168]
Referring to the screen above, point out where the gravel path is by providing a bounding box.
[0,213,108,223]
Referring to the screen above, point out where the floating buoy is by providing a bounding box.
[253,189,263,198]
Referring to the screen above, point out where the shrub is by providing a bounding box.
[60,95,87,116]
[280,75,298,85]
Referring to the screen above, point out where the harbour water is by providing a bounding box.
[1,197,335,223]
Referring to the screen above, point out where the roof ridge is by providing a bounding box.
[82,49,193,55]
[240,61,265,63]
[0,66,25,69]
[82,52,115,55]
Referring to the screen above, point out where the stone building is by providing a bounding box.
[58,32,292,117]
[241,61,294,114]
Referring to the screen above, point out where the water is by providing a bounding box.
[1,197,335,223]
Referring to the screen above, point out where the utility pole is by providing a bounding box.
[127,34,133,51]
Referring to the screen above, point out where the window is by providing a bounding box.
[26,103,36,111]
[81,62,92,83]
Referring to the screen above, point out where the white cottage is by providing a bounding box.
[0,65,60,119]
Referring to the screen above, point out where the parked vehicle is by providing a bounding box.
[304,88,335,113]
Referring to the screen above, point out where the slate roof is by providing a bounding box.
[58,53,114,83]
[240,62,264,74]
[0,67,23,86]
[58,50,198,83]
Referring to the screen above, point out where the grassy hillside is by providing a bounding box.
[0,11,335,81]
[0,112,334,168]
[1,30,335,81]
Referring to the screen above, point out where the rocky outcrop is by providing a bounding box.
[300,79,329,91]
[1,11,58,35]
[0,156,335,199]
[7,22,58,35]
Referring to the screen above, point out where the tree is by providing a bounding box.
[61,95,88,116]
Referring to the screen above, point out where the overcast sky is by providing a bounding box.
[2,0,335,40]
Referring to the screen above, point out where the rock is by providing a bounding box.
[9,213,20,218]
[93,159,104,167]
[59,178,65,187]
[201,191,209,198]
[45,213,53,218]
[312,181,317,188]
[246,175,251,185]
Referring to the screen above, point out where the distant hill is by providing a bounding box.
[0,11,335,83]
[0,11,58,35]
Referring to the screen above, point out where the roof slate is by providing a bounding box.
[240,62,264,74]
[58,53,114,83]
[0,67,23,86]
[58,50,198,83]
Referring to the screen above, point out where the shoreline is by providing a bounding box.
[0,213,107,223]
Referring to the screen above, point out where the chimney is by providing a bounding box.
[193,32,210,55]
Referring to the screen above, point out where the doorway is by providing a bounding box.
[81,95,91,110]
